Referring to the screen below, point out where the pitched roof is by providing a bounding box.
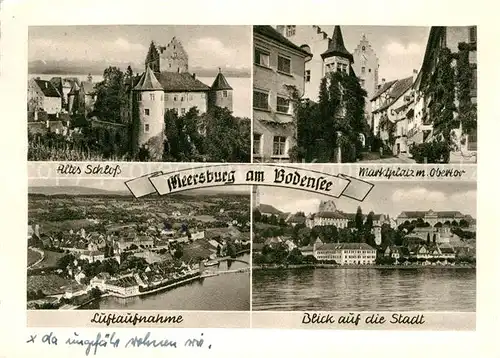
[317,242,376,251]
[34,79,61,98]
[371,80,397,101]
[134,66,164,91]
[211,69,233,90]
[253,25,312,56]
[156,72,210,92]
[315,211,346,219]
[372,76,413,113]
[398,210,465,219]
[321,26,353,62]
[257,203,283,215]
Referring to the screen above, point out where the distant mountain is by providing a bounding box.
[28,186,130,196]
[28,60,250,78]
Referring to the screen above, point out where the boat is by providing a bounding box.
[204,260,219,267]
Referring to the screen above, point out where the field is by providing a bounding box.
[27,274,71,295]
[27,248,42,267]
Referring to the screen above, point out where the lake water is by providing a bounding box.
[252,267,476,311]
[82,253,250,311]
[29,74,250,118]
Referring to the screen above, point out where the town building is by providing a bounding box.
[412,26,477,163]
[27,78,62,114]
[352,34,379,117]
[370,73,416,156]
[252,25,312,162]
[104,276,140,297]
[79,250,105,263]
[306,200,389,229]
[303,238,377,265]
[396,210,473,227]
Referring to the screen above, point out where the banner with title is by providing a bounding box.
[125,164,374,202]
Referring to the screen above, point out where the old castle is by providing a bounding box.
[130,37,234,159]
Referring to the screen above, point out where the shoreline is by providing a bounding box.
[252,264,476,271]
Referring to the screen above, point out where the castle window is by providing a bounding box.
[273,136,287,156]
[174,96,177,101]
[254,47,270,67]
[277,55,291,74]
[253,90,269,110]
[150,93,155,101]
[369,68,371,73]
[144,109,150,116]
[305,70,311,82]
[361,67,366,74]
[181,96,184,102]
[362,46,366,51]
[189,94,193,101]
[223,90,228,98]
[137,93,142,101]
[276,96,290,114]
[144,123,150,132]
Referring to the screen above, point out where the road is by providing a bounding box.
[359,156,416,163]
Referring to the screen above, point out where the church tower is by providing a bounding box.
[132,66,165,160]
[321,26,353,76]
[209,68,233,111]
[352,34,379,116]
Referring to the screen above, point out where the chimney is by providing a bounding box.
[412,69,418,82]
[382,78,386,85]
[192,73,196,80]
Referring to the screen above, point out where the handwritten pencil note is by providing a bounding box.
[25,330,212,356]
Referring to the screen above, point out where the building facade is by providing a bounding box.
[396,210,473,226]
[312,240,377,265]
[252,25,312,163]
[413,26,477,163]
[27,78,62,114]
[352,34,379,117]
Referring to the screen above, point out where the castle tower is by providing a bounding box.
[321,26,353,76]
[209,68,233,111]
[318,200,337,212]
[145,38,189,74]
[132,66,165,160]
[352,34,379,117]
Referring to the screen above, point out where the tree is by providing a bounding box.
[426,233,431,246]
[432,233,437,244]
[355,206,364,231]
[92,66,127,123]
[174,249,183,260]
[226,243,237,258]
[364,211,374,233]
[459,219,469,228]
[253,209,262,222]
[56,254,74,270]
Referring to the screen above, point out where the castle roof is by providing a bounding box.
[34,79,61,98]
[156,72,210,92]
[398,210,465,219]
[211,69,233,90]
[134,66,164,91]
[253,25,312,57]
[257,203,283,215]
[321,26,354,62]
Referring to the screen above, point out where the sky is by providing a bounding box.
[257,181,476,219]
[305,25,430,82]
[28,25,251,71]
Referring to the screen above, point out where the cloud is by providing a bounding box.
[449,190,477,206]
[186,37,247,69]
[384,41,422,56]
[392,187,447,203]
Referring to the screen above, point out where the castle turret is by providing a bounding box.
[209,68,233,111]
[321,26,353,75]
[132,66,165,160]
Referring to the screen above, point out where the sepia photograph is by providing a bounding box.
[27,25,251,162]
[251,181,476,311]
[252,25,477,164]
[26,178,250,311]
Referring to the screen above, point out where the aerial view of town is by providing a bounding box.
[253,25,476,163]
[28,25,251,162]
[252,181,476,311]
[27,180,250,311]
